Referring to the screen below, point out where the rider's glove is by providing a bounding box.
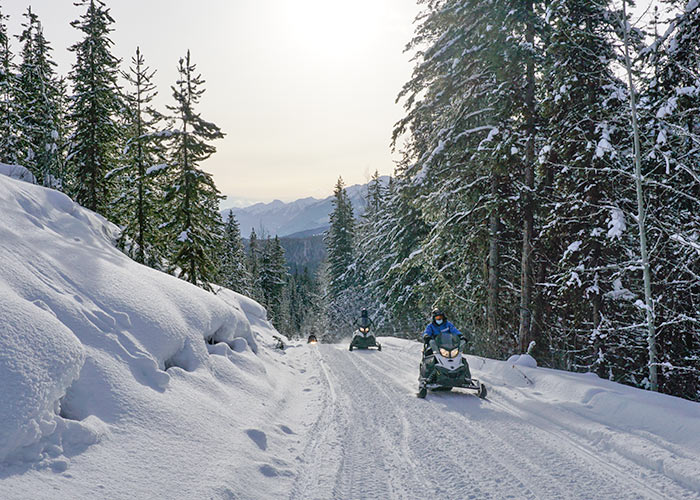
[422,335,431,344]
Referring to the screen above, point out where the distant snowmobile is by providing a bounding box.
[307,334,318,344]
[349,326,381,351]
[418,331,486,399]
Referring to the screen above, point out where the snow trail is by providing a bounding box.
[287,339,700,500]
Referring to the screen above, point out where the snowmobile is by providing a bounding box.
[349,326,381,351]
[418,331,486,399]
[307,334,318,344]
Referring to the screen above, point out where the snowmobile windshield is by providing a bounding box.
[435,332,459,350]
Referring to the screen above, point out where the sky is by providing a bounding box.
[2,0,421,207]
[3,1,658,208]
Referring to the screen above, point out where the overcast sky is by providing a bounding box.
[4,1,657,207]
[2,0,421,207]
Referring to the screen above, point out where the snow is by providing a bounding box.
[507,353,538,368]
[0,163,36,184]
[656,96,678,119]
[0,172,311,498]
[1,171,700,498]
[607,207,626,239]
[145,163,168,175]
[563,240,582,260]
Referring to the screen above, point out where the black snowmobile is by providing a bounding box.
[418,331,486,399]
[349,326,381,351]
[307,334,318,344]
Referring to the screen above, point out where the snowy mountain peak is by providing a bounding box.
[224,176,389,238]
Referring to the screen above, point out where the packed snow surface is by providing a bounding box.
[1,172,700,499]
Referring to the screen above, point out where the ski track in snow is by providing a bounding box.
[287,340,700,500]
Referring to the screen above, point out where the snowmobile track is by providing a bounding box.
[287,341,700,500]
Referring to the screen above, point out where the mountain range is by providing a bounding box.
[222,177,389,239]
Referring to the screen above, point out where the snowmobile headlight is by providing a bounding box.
[439,347,459,358]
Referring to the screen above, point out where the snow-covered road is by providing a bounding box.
[288,338,700,500]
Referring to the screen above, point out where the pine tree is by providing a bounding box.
[112,47,167,267]
[354,171,386,320]
[639,0,700,399]
[390,0,528,350]
[163,50,225,290]
[68,0,121,213]
[259,236,288,327]
[247,228,264,302]
[537,0,639,378]
[0,6,19,165]
[218,210,251,294]
[15,8,64,186]
[325,177,356,298]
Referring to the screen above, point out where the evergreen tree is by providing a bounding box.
[112,47,167,267]
[323,177,362,334]
[538,0,638,378]
[163,50,225,290]
[259,236,288,327]
[68,0,122,213]
[390,0,528,350]
[16,8,64,186]
[247,228,265,302]
[639,0,700,399]
[325,177,356,298]
[0,6,19,165]
[218,210,251,294]
[354,171,386,321]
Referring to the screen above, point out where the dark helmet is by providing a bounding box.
[361,308,368,317]
[431,308,446,323]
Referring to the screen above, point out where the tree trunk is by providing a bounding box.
[519,0,536,353]
[487,173,500,353]
[621,0,658,391]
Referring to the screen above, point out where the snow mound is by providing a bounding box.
[506,354,538,368]
[0,173,293,497]
[0,163,36,184]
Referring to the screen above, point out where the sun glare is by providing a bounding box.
[281,0,380,58]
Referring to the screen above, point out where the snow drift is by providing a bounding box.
[0,172,304,498]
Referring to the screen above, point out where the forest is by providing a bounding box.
[1,0,698,401]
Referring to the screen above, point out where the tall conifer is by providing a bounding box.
[164,50,224,290]
[68,0,122,213]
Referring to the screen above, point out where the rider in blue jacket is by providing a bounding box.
[423,308,462,342]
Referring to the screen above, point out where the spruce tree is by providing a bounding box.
[16,8,64,186]
[0,6,19,165]
[112,47,167,267]
[259,236,288,326]
[68,0,121,213]
[323,177,362,334]
[218,210,251,294]
[325,177,356,299]
[164,50,225,290]
[247,228,265,302]
[538,0,637,378]
[639,0,700,399]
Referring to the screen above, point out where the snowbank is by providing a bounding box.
[0,172,305,498]
[473,352,700,492]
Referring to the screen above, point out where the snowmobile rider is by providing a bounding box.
[354,308,373,330]
[423,308,463,343]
